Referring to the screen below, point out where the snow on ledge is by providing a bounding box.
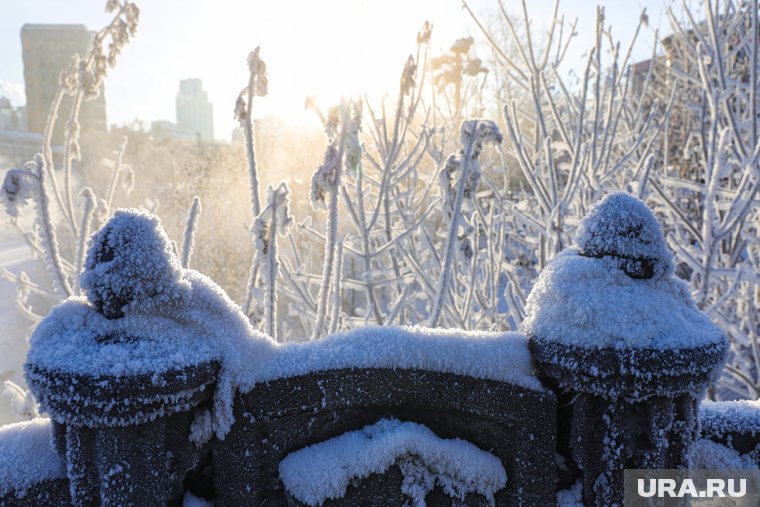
[0,417,66,495]
[279,418,507,506]
[522,249,725,350]
[700,400,760,436]
[240,326,543,392]
[25,296,221,378]
[688,438,758,470]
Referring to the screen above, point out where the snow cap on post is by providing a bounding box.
[575,191,673,280]
[80,209,188,319]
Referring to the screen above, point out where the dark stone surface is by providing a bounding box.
[212,368,556,507]
[283,463,491,507]
[24,360,219,507]
[59,409,209,507]
[0,477,70,507]
[530,338,727,398]
[25,360,220,427]
[569,392,698,504]
[531,337,724,507]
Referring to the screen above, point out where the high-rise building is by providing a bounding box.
[21,24,107,143]
[176,78,214,142]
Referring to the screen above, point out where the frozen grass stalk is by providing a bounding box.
[310,103,351,339]
[254,183,292,341]
[181,196,202,269]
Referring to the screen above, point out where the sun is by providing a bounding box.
[222,0,460,125]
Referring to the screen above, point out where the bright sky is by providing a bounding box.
[0,0,673,141]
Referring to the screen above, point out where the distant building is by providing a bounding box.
[0,130,44,168]
[21,24,107,143]
[0,97,26,130]
[176,79,214,142]
[0,97,37,167]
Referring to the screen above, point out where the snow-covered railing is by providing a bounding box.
[525,193,730,506]
[1,198,757,506]
[213,328,556,506]
[0,418,68,506]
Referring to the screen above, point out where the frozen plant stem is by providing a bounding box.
[33,155,72,297]
[312,117,348,340]
[429,136,475,328]
[181,196,202,269]
[241,47,268,318]
[63,91,85,236]
[73,187,96,292]
[328,240,344,335]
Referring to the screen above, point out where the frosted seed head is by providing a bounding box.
[459,119,503,156]
[400,55,417,95]
[417,21,433,45]
[576,192,673,280]
[0,168,35,218]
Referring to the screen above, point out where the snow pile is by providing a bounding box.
[279,418,507,506]
[240,326,542,392]
[183,491,214,507]
[688,438,757,470]
[26,295,218,377]
[26,209,277,436]
[523,193,725,350]
[575,192,673,280]
[700,400,760,437]
[522,249,725,349]
[80,209,189,319]
[0,417,65,495]
[556,481,583,507]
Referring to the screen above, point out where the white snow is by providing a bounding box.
[0,215,41,425]
[239,326,543,392]
[183,491,214,506]
[189,409,214,446]
[688,438,758,470]
[575,192,674,280]
[0,417,66,495]
[25,209,277,435]
[522,249,725,349]
[27,209,542,438]
[80,209,192,318]
[279,418,507,506]
[26,295,219,377]
[26,270,276,434]
[556,481,584,507]
[523,192,725,350]
[700,400,760,436]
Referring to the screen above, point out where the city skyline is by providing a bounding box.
[0,1,670,141]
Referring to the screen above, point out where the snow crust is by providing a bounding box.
[240,326,543,392]
[27,210,277,435]
[575,192,673,280]
[524,192,725,350]
[0,417,65,495]
[80,210,189,319]
[183,491,214,506]
[700,400,760,437]
[279,418,507,506]
[522,249,725,349]
[688,438,758,470]
[556,481,584,507]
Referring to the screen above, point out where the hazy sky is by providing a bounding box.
[0,0,672,141]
